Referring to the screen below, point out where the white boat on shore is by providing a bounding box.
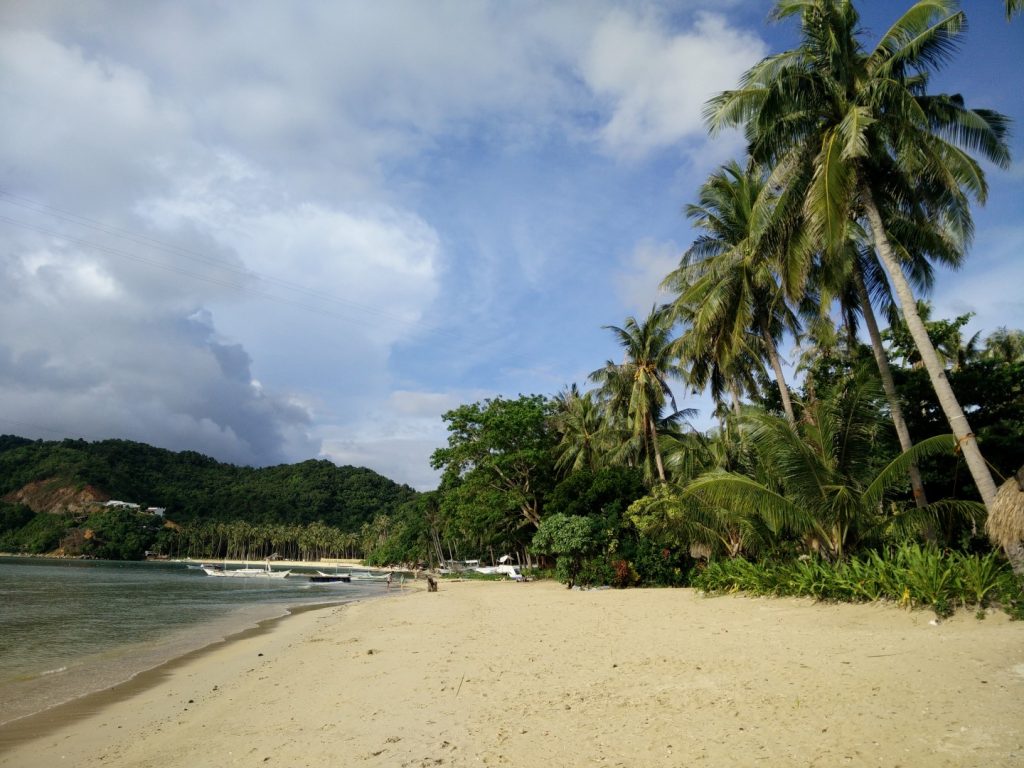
[474,564,524,580]
[309,570,352,583]
[201,562,290,579]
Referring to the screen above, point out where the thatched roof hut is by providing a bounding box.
[986,466,1024,575]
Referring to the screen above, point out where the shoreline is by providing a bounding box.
[0,557,406,733]
[2,581,1022,767]
[0,600,346,752]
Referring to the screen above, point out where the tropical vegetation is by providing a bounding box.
[353,0,1023,616]
[2,1,1021,618]
[0,436,415,561]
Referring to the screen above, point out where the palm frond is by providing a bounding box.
[863,433,957,508]
[806,127,854,253]
[872,4,964,77]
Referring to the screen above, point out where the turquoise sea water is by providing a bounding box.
[0,557,389,726]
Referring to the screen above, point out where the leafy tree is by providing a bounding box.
[629,482,774,561]
[546,466,647,522]
[883,301,978,371]
[0,502,35,535]
[894,358,1024,506]
[4,512,74,554]
[532,513,600,588]
[81,507,165,560]
[431,395,557,531]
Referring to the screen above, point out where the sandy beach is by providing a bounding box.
[2,579,1022,768]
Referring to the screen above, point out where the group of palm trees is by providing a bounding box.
[554,1,1015,543]
[163,519,363,562]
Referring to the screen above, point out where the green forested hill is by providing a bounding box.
[0,436,416,531]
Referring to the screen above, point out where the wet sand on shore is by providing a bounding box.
[2,580,1022,767]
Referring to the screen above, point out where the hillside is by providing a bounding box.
[0,436,416,531]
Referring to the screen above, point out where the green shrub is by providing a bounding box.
[0,502,34,535]
[693,545,1018,619]
[572,556,616,587]
[627,540,690,587]
[7,512,73,553]
[956,551,1004,608]
[995,573,1024,620]
[901,546,959,616]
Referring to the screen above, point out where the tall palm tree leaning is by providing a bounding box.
[590,306,680,484]
[707,0,1011,509]
[663,160,801,425]
[807,232,935,508]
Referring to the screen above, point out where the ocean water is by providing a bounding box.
[0,557,390,726]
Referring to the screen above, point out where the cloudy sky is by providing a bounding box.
[2,1,1021,489]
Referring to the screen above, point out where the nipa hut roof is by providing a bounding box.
[986,466,1024,549]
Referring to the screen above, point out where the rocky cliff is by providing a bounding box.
[2,479,109,515]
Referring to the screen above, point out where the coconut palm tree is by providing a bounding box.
[687,376,980,560]
[590,306,681,483]
[664,160,801,424]
[802,230,935,507]
[672,324,761,420]
[982,327,1024,364]
[550,385,611,475]
[628,482,775,560]
[707,0,1011,509]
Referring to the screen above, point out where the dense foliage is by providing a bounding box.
[0,437,416,560]
[0,437,415,529]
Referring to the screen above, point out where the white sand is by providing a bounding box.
[2,580,1023,767]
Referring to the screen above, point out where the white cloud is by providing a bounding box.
[0,29,187,204]
[930,224,1024,338]
[583,11,767,157]
[614,238,681,314]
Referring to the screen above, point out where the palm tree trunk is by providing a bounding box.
[729,385,742,419]
[863,192,998,509]
[760,322,796,424]
[853,267,929,509]
[648,413,667,483]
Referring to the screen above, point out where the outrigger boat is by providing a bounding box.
[201,561,290,578]
[309,570,352,583]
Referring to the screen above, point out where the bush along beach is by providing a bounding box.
[692,546,1024,620]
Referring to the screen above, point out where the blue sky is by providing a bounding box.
[1,1,1021,489]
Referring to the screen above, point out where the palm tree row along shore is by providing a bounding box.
[398,1,1024,612]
